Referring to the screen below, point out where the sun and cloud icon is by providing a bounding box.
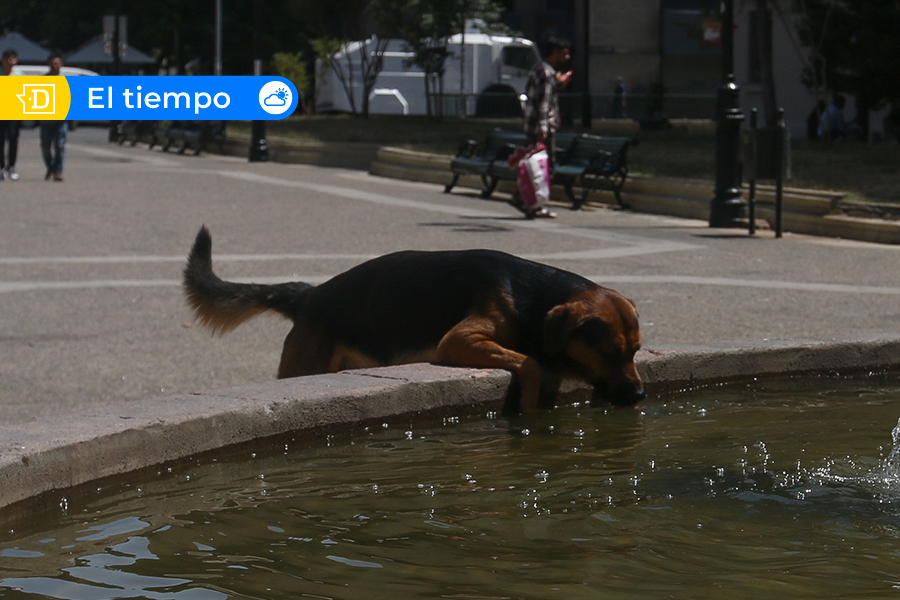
[264,87,289,107]
[258,81,294,115]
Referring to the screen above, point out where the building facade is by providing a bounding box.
[508,0,886,137]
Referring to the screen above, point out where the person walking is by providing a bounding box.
[612,76,627,118]
[521,37,572,218]
[1,49,21,181]
[40,53,67,181]
[819,94,848,141]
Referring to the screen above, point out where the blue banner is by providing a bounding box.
[63,76,299,120]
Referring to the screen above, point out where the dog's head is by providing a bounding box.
[544,289,645,407]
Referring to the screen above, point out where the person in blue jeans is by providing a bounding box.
[1,49,21,181]
[40,53,67,181]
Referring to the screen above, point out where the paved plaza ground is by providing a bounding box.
[1,126,898,426]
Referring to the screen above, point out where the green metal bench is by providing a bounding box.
[150,120,227,156]
[446,131,582,199]
[554,134,636,209]
[445,129,527,198]
[480,132,580,196]
[118,120,157,147]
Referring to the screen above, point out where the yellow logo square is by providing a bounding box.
[0,76,70,119]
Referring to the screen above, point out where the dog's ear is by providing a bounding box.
[544,303,583,356]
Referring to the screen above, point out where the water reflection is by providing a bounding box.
[2,376,900,599]
[76,517,151,543]
[2,527,227,600]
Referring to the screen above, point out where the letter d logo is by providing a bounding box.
[17,83,56,114]
[32,88,50,109]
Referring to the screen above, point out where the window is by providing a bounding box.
[502,46,539,71]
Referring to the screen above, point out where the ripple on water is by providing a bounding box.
[2,375,900,599]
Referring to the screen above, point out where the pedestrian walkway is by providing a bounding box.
[0,127,898,427]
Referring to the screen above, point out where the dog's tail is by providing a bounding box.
[183,226,313,334]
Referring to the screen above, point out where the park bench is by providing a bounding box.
[553,134,636,209]
[483,131,577,192]
[149,120,226,155]
[444,130,585,200]
[118,120,157,147]
[444,129,527,198]
[478,131,580,194]
[445,130,634,208]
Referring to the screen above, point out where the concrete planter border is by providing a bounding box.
[2,333,898,516]
[215,138,899,244]
[366,145,900,245]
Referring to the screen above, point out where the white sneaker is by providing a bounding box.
[0,169,6,181]
[7,167,18,181]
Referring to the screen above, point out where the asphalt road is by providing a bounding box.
[1,126,899,426]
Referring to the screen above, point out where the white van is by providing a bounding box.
[316,30,540,117]
[11,65,99,77]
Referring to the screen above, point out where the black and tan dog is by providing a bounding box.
[183,226,645,412]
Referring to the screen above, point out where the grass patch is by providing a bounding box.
[230,115,900,205]
[232,114,524,151]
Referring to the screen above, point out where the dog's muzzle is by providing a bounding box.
[592,380,646,407]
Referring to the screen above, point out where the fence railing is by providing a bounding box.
[434,92,717,120]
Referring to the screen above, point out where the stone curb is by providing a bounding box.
[366,145,900,245]
[218,137,382,171]
[213,138,899,244]
[2,333,898,513]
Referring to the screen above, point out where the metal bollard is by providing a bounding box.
[747,108,758,236]
[709,74,746,227]
[774,108,786,238]
[745,107,789,238]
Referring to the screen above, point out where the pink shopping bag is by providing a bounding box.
[510,143,550,209]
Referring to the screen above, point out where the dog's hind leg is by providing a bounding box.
[277,321,334,379]
[436,316,542,413]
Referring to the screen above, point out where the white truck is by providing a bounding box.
[316,28,541,117]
